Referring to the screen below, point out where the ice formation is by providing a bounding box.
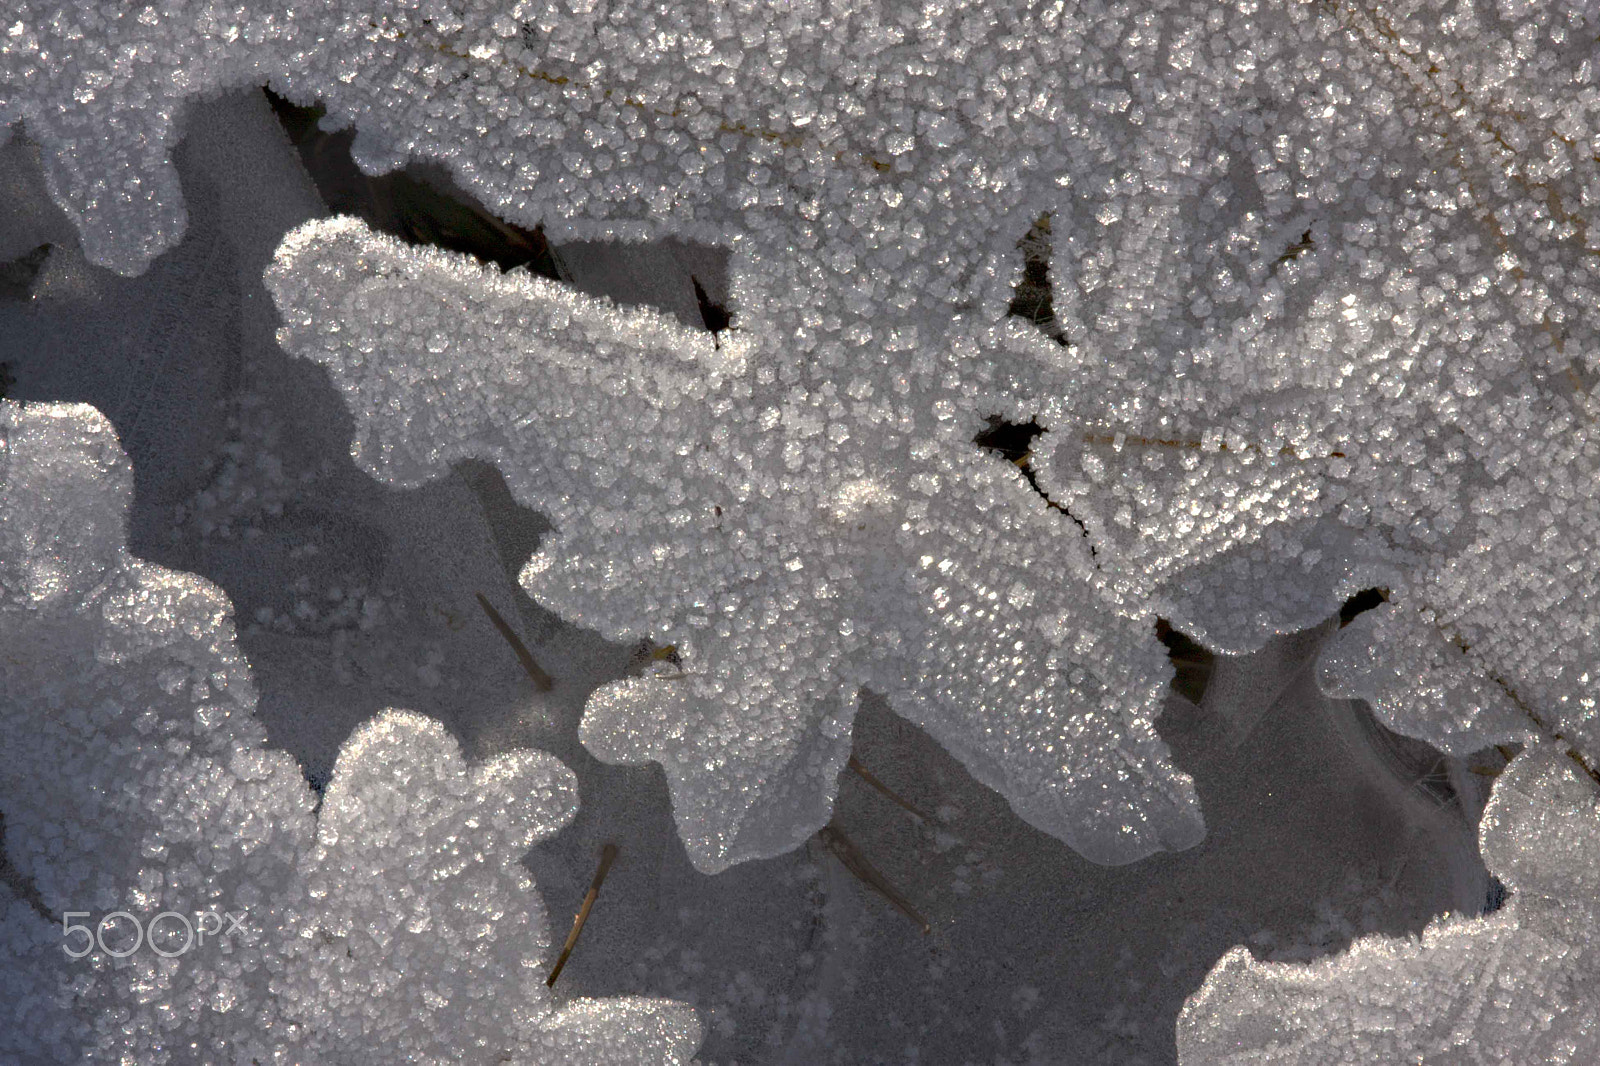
[8,0,1599,859]
[267,216,1198,872]
[1177,741,1600,1064]
[0,400,700,1063]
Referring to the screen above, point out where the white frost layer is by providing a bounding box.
[1177,742,1600,1065]
[267,216,1203,872]
[0,400,700,1064]
[14,0,1600,850]
[10,0,1600,777]
[1318,601,1532,756]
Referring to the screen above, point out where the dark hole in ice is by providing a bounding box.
[265,89,565,279]
[972,414,1041,464]
[692,274,733,343]
[1338,587,1389,627]
[0,360,13,401]
[0,243,50,301]
[1156,618,1214,704]
[1006,212,1068,346]
[303,766,330,797]
[1482,875,1509,914]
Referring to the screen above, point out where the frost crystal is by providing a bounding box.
[267,217,1201,872]
[10,0,1600,855]
[0,400,700,1063]
[1177,742,1600,1064]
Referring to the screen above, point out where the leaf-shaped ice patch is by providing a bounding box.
[266,217,1203,872]
[284,709,700,1064]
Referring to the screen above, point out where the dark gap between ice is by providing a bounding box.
[973,415,1095,556]
[691,275,733,346]
[265,89,564,278]
[1275,227,1315,265]
[1006,212,1068,346]
[264,88,733,337]
[1338,587,1388,627]
[1156,618,1214,705]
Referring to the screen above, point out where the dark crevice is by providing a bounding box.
[264,89,564,279]
[0,361,13,401]
[974,415,1095,557]
[1482,875,1509,914]
[266,88,732,335]
[692,274,733,345]
[1275,227,1315,264]
[972,414,1041,464]
[1156,618,1214,704]
[1006,213,1068,346]
[1338,587,1389,627]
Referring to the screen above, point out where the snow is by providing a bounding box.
[0,400,700,1063]
[1177,742,1600,1064]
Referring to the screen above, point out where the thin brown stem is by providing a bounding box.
[848,755,930,823]
[546,843,620,987]
[818,823,931,935]
[476,592,554,691]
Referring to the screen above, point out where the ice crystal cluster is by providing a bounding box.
[266,215,1197,872]
[9,0,1600,861]
[0,401,700,1063]
[5,0,1600,1057]
[1178,742,1600,1064]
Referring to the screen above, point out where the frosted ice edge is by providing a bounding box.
[1176,743,1600,1065]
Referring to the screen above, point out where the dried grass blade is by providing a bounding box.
[818,823,931,935]
[546,843,620,987]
